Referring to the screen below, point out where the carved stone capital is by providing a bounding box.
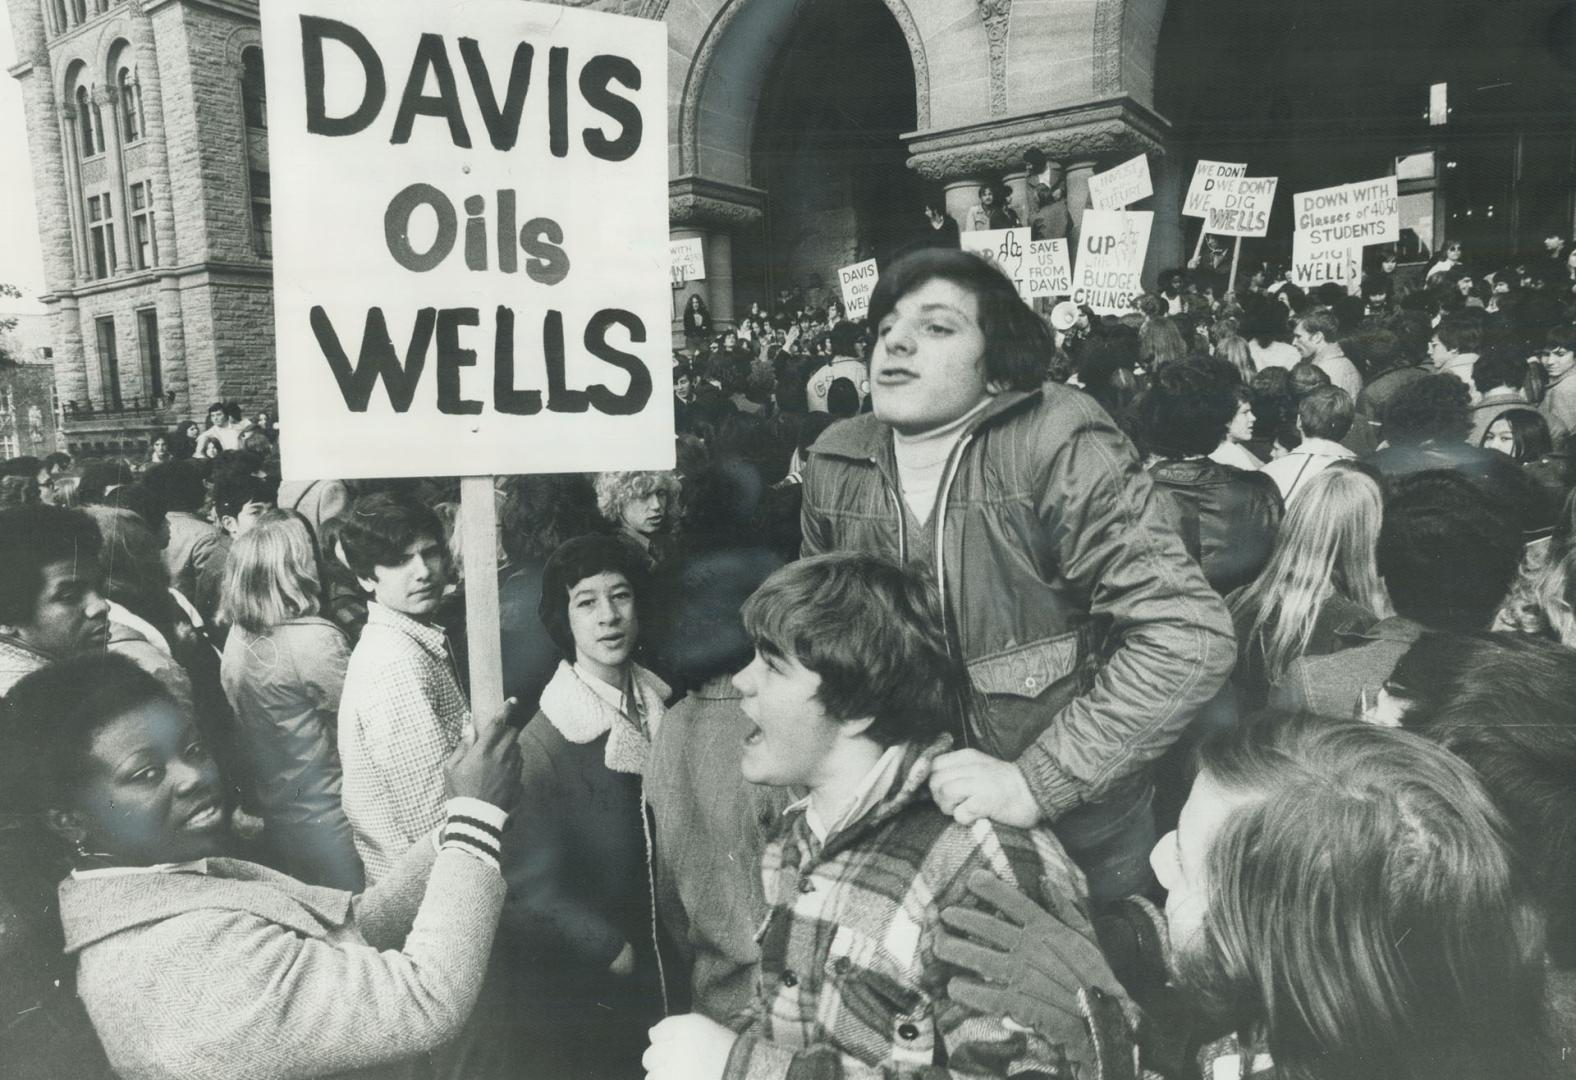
[905,97,1169,182]
[668,174,766,231]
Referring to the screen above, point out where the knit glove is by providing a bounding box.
[938,870,1138,1080]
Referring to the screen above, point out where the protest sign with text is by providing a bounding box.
[1025,239,1073,298]
[1291,232,1362,289]
[1293,177,1399,248]
[1183,160,1247,218]
[670,237,705,283]
[837,259,879,320]
[1088,154,1153,211]
[262,0,671,481]
[1290,177,1398,289]
[1203,176,1278,237]
[1072,210,1153,315]
[961,227,1032,296]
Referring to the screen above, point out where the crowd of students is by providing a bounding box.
[3,241,1576,1080]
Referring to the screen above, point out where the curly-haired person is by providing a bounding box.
[594,470,682,567]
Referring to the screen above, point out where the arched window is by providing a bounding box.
[241,47,267,129]
[75,85,99,156]
[118,66,142,142]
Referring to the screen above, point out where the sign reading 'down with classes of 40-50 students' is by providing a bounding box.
[261,0,672,482]
[1291,176,1400,288]
[670,237,705,283]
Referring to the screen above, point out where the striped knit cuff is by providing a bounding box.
[439,797,509,872]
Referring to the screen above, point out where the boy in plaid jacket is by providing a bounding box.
[645,554,1131,1080]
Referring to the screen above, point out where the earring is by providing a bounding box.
[73,838,112,863]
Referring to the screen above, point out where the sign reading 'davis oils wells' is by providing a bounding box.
[262,0,671,481]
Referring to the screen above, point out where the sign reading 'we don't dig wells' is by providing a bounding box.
[262,0,673,482]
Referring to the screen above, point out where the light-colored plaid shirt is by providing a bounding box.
[338,602,470,883]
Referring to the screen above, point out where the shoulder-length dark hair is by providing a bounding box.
[1482,407,1553,463]
[865,248,1051,392]
[537,535,650,660]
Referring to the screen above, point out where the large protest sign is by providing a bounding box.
[670,237,705,283]
[1025,239,1073,299]
[1203,176,1278,237]
[1088,154,1152,211]
[1291,232,1362,289]
[1290,177,1398,288]
[837,258,879,319]
[1183,160,1247,217]
[1072,210,1153,315]
[262,0,672,482]
[961,227,1031,294]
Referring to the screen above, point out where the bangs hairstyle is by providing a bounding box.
[336,490,445,581]
[740,553,970,748]
[0,505,103,627]
[1185,716,1549,1080]
[866,249,1051,392]
[593,470,682,525]
[1230,467,1391,683]
[220,510,322,635]
[537,534,650,659]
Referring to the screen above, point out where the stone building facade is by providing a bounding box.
[10,0,1177,419]
[6,0,273,452]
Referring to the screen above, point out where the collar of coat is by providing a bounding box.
[59,857,353,954]
[807,387,1043,464]
[537,660,670,776]
[786,733,953,862]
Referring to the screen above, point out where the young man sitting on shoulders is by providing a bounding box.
[645,553,1131,1080]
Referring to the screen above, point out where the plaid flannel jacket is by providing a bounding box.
[725,736,1095,1080]
[339,603,470,883]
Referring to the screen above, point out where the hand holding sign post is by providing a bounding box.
[1183,160,1246,263]
[262,0,669,717]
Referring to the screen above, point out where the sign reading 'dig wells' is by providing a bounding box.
[261,0,671,481]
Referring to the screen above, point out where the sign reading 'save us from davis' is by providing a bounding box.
[261,0,671,481]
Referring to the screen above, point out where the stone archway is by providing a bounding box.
[660,0,1180,330]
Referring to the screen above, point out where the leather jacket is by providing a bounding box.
[801,385,1235,820]
[1147,458,1283,595]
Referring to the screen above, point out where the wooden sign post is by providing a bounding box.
[262,0,676,717]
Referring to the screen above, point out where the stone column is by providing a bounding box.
[1064,160,1098,254]
[1004,169,1031,232]
[944,179,980,233]
[128,0,189,409]
[98,85,135,276]
[6,2,91,408]
[668,175,766,336]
